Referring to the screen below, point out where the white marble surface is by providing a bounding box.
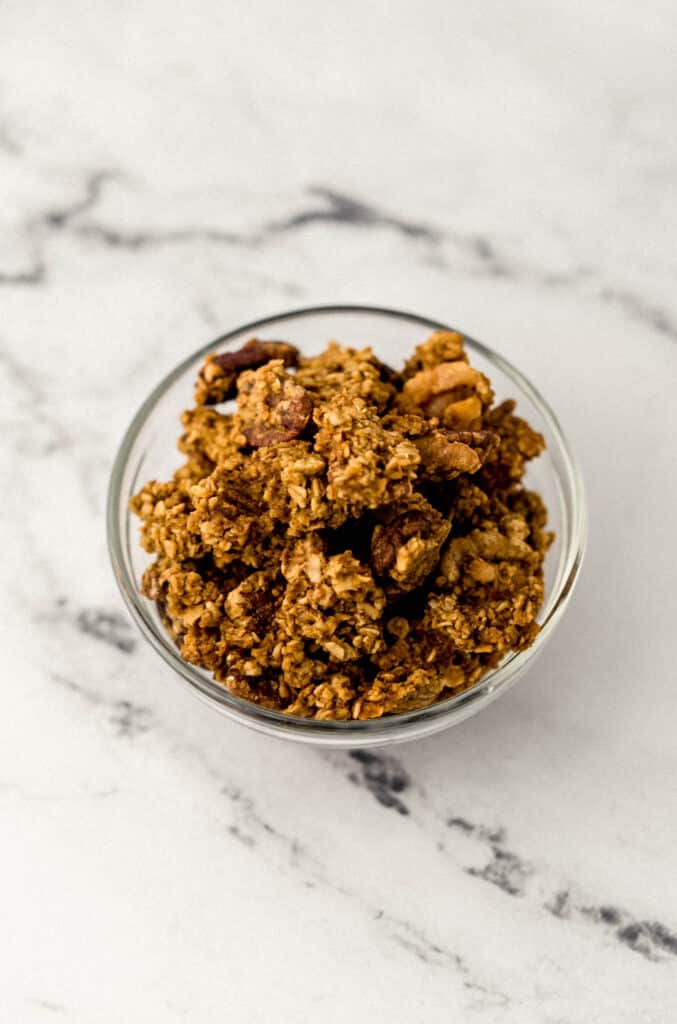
[2,1,677,1020]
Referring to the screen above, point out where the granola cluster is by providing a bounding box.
[131,331,552,720]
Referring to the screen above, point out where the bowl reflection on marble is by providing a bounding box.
[107,305,586,747]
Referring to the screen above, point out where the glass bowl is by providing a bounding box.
[107,305,586,747]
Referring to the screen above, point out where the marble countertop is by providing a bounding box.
[2,1,676,1020]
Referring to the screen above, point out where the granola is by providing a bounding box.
[132,331,552,720]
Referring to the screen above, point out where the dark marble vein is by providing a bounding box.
[75,608,137,654]
[0,168,634,317]
[1,173,446,284]
[546,890,677,963]
[447,814,532,895]
[45,170,116,228]
[263,186,443,244]
[39,599,137,654]
[448,814,677,957]
[50,177,439,252]
[73,222,243,250]
[47,170,244,248]
[616,921,677,960]
[330,755,677,965]
[347,750,411,815]
[426,803,677,962]
[467,845,532,897]
[601,287,677,342]
[109,699,155,738]
[447,816,506,845]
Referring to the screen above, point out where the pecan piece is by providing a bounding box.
[237,360,313,447]
[415,429,499,481]
[195,338,299,405]
[371,493,451,593]
[244,390,313,446]
[399,360,493,428]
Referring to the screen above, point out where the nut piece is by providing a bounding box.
[195,338,299,405]
[399,360,493,428]
[415,429,499,481]
[236,360,314,447]
[371,494,451,593]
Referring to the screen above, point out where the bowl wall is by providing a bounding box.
[108,306,586,747]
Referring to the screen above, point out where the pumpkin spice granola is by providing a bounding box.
[131,330,552,720]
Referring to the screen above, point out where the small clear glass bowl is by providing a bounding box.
[108,305,586,748]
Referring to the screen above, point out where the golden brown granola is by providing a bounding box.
[132,331,552,720]
[195,339,299,406]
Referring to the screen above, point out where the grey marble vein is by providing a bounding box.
[377,910,509,1006]
[0,345,73,456]
[44,170,117,229]
[331,751,677,965]
[0,259,45,285]
[128,734,504,1002]
[546,890,677,963]
[38,174,442,256]
[263,185,443,243]
[38,598,136,655]
[51,671,154,740]
[466,844,534,897]
[347,749,411,816]
[601,287,677,343]
[75,608,137,654]
[3,169,675,362]
[0,170,571,293]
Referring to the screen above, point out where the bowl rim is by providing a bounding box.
[107,303,587,746]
